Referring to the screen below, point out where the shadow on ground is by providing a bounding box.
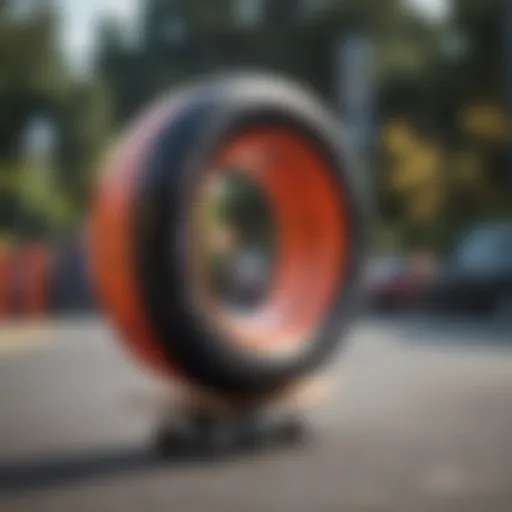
[0,421,307,494]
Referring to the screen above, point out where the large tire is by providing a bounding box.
[88,73,371,400]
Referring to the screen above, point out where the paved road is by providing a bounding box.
[0,315,511,511]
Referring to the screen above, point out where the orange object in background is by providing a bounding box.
[0,243,52,320]
[0,247,12,318]
[20,243,52,317]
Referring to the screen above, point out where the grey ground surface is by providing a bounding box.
[0,315,511,511]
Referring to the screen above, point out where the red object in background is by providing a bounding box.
[0,247,11,318]
[366,254,436,311]
[376,273,420,304]
[0,243,52,320]
[20,243,52,317]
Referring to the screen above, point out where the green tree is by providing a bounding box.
[0,0,112,237]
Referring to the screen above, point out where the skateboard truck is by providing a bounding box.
[146,376,330,458]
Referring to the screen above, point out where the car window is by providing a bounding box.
[456,230,497,270]
[498,235,512,270]
[456,227,512,271]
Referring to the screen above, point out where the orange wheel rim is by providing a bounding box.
[191,125,350,355]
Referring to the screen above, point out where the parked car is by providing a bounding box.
[365,254,434,312]
[425,223,512,315]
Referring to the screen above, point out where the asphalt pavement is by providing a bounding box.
[0,314,511,512]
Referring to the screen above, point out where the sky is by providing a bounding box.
[57,0,139,73]
[406,0,451,21]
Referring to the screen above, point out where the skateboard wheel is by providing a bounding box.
[88,73,371,400]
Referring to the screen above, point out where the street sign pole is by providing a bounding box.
[334,32,375,155]
[505,0,512,188]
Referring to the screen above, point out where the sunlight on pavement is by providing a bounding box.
[0,322,55,359]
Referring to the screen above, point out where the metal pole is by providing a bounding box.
[505,0,512,189]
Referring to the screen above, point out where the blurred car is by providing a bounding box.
[425,223,512,315]
[365,254,432,312]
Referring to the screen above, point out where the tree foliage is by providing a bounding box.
[0,0,111,237]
